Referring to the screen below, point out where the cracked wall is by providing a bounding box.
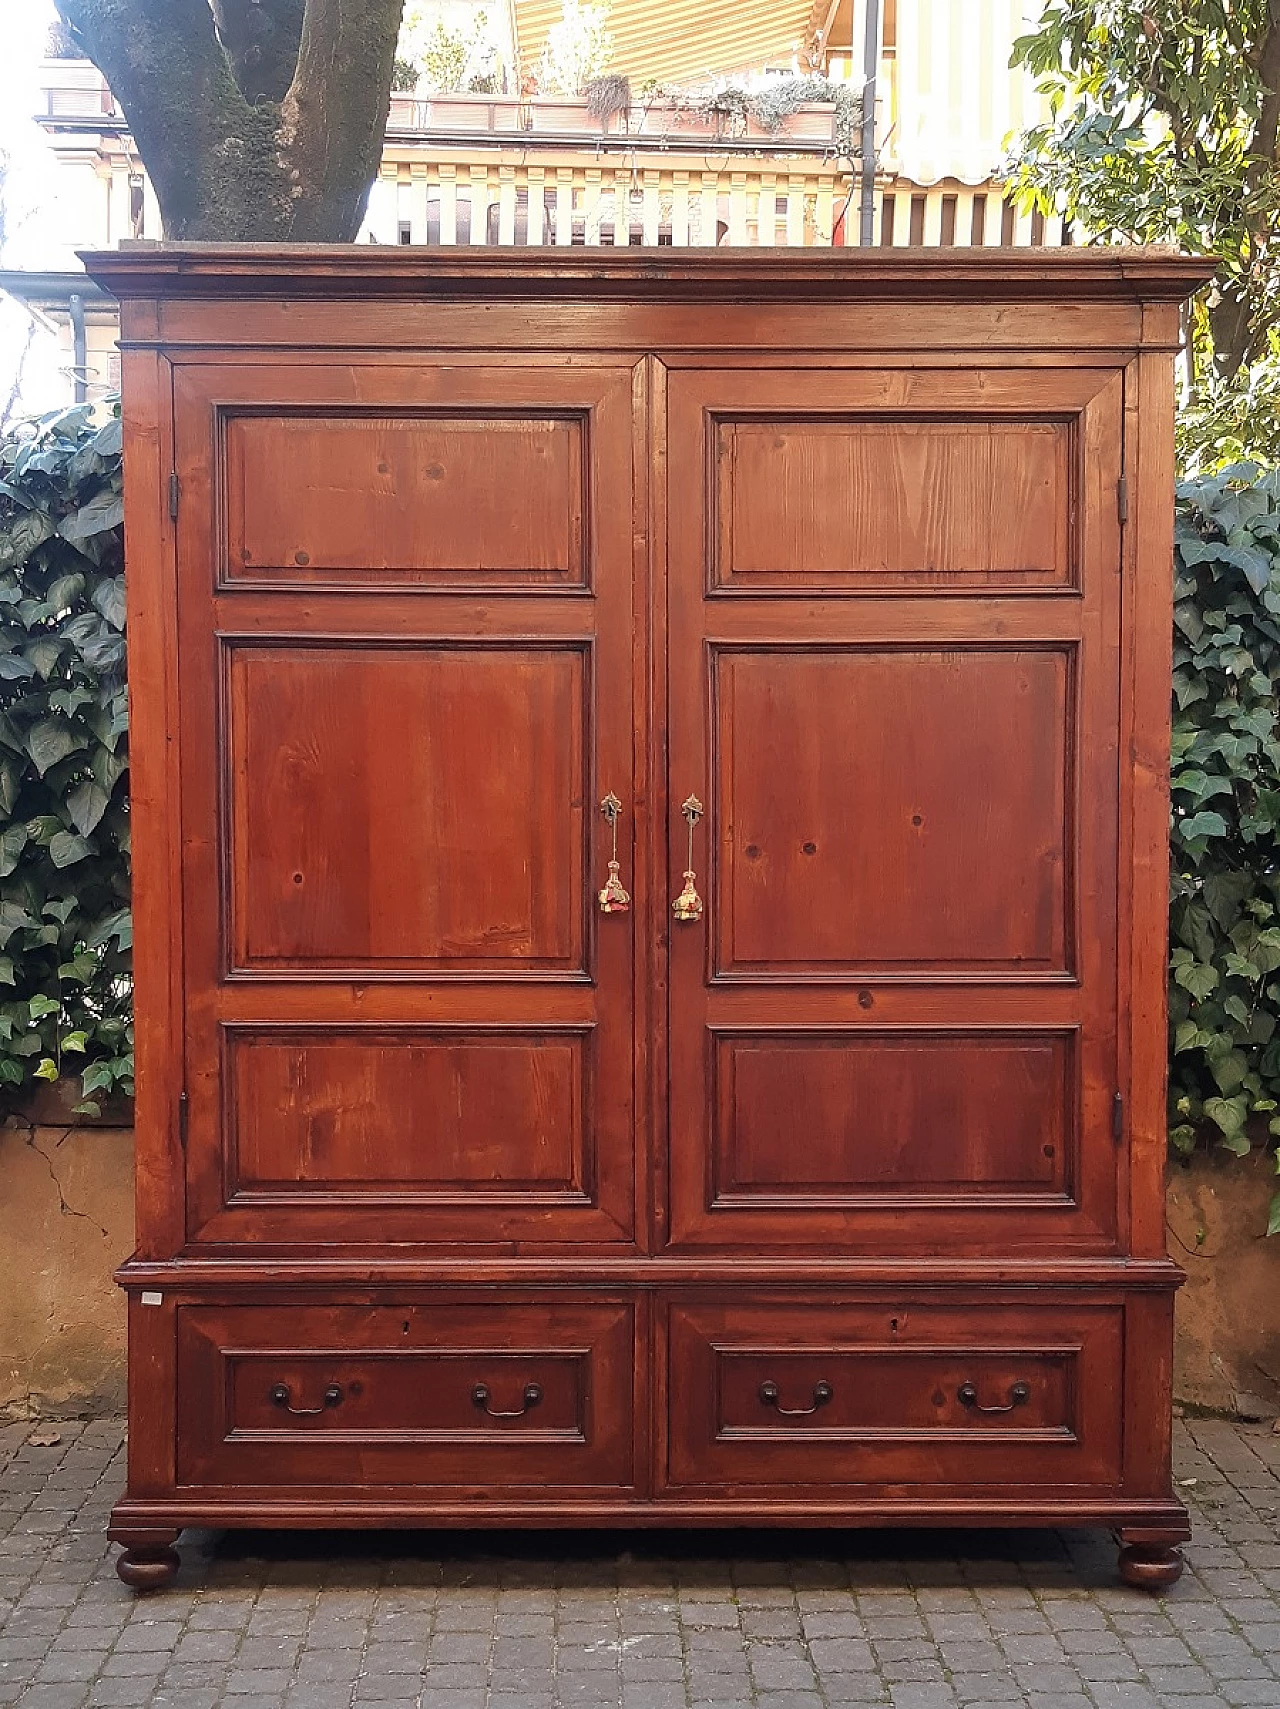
[0,1123,132,1418]
[1168,1149,1280,1419]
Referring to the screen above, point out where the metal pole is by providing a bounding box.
[858,0,882,247]
[68,292,87,405]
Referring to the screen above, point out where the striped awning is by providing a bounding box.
[887,0,1050,184]
[512,0,818,86]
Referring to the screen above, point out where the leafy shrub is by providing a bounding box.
[0,404,131,1113]
[1169,463,1280,1230]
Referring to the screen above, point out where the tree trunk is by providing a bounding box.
[56,0,404,242]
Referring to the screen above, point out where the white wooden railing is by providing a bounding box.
[361,159,1069,248]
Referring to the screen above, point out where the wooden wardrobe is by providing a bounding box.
[85,244,1211,1591]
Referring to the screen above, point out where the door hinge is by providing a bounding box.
[177,1090,188,1151]
[168,471,179,521]
[1117,475,1129,524]
[1112,1091,1124,1143]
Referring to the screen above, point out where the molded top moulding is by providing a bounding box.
[82,242,1216,307]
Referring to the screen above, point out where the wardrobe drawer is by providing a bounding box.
[664,1297,1124,1494]
[176,1298,636,1491]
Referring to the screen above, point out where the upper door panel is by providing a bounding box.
[712,413,1073,591]
[224,410,588,590]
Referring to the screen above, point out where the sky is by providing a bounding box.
[1,0,79,416]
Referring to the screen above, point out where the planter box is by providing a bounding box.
[527,97,610,135]
[386,92,837,145]
[394,94,529,133]
[636,100,836,145]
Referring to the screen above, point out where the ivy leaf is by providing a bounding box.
[0,823,26,878]
[58,490,124,546]
[0,509,55,570]
[1178,810,1229,841]
[81,1061,116,1095]
[26,719,85,777]
[47,572,85,611]
[90,576,126,632]
[1204,1094,1249,1142]
[91,417,122,458]
[84,907,131,951]
[48,830,92,868]
[1173,959,1219,999]
[32,1057,58,1082]
[1210,1049,1250,1095]
[65,779,109,838]
[23,639,63,681]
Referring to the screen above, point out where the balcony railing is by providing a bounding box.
[38,63,1069,250]
[363,159,1067,248]
[363,157,853,246]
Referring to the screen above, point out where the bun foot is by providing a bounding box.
[1118,1542,1184,1591]
[115,1538,180,1591]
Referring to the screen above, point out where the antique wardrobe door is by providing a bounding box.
[172,363,640,1249]
[665,366,1125,1254]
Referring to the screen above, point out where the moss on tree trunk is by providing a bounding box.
[57,0,403,242]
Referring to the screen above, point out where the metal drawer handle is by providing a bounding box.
[958,1381,1030,1414]
[269,1382,343,1416]
[759,1379,833,1417]
[472,1382,543,1418]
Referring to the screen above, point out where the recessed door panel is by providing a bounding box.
[225,411,587,587]
[227,1026,591,1199]
[228,642,587,973]
[716,645,1070,974]
[714,415,1071,588]
[713,1029,1074,1204]
[175,363,639,1249]
[667,366,1123,1253]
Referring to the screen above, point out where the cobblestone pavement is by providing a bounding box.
[1,1416,1279,1709]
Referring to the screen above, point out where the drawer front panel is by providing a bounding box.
[665,1297,1123,1494]
[177,1299,636,1490]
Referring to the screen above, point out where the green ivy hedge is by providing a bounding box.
[0,404,131,1113]
[1170,462,1280,1232]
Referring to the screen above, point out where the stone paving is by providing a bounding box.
[0,1415,1278,1709]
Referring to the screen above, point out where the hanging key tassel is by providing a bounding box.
[672,796,704,921]
[597,793,631,914]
